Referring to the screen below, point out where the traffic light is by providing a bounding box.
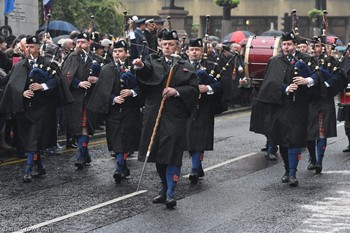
[281,12,292,32]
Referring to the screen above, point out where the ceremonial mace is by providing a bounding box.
[136,54,181,192]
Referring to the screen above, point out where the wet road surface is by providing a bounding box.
[1,110,350,233]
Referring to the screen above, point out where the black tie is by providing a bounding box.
[29,60,35,69]
[166,60,172,67]
[81,53,86,62]
[288,55,295,64]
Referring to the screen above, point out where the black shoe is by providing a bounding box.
[83,156,91,165]
[281,172,289,183]
[66,141,78,149]
[113,172,122,183]
[33,167,46,178]
[152,194,166,204]
[343,146,350,152]
[189,169,199,184]
[123,168,130,177]
[81,148,91,165]
[198,167,205,177]
[23,174,32,183]
[266,153,277,161]
[307,162,316,170]
[315,164,322,174]
[75,160,84,169]
[165,196,177,209]
[288,176,299,187]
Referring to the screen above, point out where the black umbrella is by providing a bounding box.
[260,29,284,37]
[38,20,79,37]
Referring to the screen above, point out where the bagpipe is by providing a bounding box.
[28,54,60,85]
[40,13,52,58]
[120,70,137,90]
[195,49,236,86]
[82,49,102,77]
[196,69,217,85]
[116,59,137,90]
[203,15,210,63]
[194,14,242,87]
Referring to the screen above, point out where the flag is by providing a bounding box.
[43,0,53,20]
[3,0,15,15]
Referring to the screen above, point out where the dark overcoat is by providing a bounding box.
[307,68,346,140]
[61,51,96,136]
[0,56,72,151]
[186,60,223,151]
[87,62,142,152]
[256,53,314,147]
[137,54,198,166]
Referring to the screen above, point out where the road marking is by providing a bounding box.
[12,190,148,233]
[337,122,344,127]
[182,152,257,178]
[299,191,350,233]
[322,170,350,174]
[0,139,107,167]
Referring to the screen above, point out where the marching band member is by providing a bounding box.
[0,35,72,182]
[87,40,143,183]
[307,37,347,173]
[185,38,225,184]
[339,52,350,152]
[61,32,101,169]
[297,38,310,54]
[133,30,198,209]
[256,31,318,186]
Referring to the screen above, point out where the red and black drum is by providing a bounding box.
[244,36,281,86]
[339,84,350,105]
[337,84,350,121]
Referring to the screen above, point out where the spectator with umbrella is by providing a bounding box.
[222,30,254,44]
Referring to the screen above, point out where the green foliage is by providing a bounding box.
[307,9,323,19]
[47,0,124,36]
[214,0,240,8]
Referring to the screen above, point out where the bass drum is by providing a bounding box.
[337,84,350,121]
[339,84,350,106]
[244,36,281,86]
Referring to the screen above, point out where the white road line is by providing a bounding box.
[337,122,344,127]
[12,190,148,233]
[182,152,257,178]
[322,170,350,174]
[300,191,350,233]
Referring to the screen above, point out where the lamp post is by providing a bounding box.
[214,0,240,39]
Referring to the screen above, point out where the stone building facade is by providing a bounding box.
[121,0,350,43]
[0,0,38,37]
